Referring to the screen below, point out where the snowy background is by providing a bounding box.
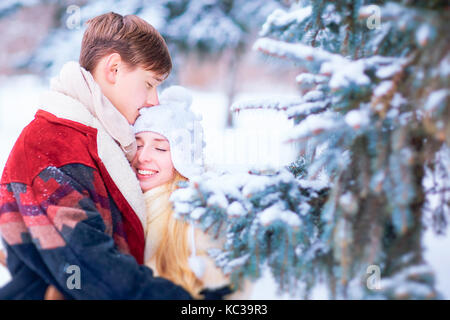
[0,0,449,299]
[0,75,449,299]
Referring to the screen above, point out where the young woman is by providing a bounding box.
[132,86,253,299]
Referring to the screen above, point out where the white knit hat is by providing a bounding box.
[133,86,205,180]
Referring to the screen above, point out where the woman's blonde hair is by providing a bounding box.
[144,171,204,298]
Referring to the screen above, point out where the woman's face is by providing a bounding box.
[131,131,175,192]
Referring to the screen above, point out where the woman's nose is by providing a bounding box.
[138,147,155,163]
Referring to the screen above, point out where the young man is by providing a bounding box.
[0,12,192,299]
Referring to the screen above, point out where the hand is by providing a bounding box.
[200,285,234,300]
[44,285,65,300]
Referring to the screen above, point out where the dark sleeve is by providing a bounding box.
[0,243,48,300]
[15,164,192,300]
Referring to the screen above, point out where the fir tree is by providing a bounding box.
[172,0,449,299]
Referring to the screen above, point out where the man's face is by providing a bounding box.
[131,131,176,192]
[109,67,164,124]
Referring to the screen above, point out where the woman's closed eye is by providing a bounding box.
[155,147,167,152]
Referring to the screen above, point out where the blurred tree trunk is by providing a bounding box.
[224,46,243,128]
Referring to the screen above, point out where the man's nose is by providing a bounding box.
[146,89,159,107]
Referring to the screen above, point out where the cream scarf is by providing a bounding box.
[50,61,137,161]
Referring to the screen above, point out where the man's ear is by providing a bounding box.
[104,52,122,84]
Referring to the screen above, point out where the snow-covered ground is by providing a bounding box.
[0,75,449,299]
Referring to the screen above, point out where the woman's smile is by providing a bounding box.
[137,168,159,178]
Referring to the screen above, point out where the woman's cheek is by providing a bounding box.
[166,155,176,174]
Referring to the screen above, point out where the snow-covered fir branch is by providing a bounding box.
[170,167,331,294]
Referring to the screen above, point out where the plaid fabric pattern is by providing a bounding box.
[0,164,129,254]
[0,163,191,299]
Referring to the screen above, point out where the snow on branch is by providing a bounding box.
[254,38,374,90]
[231,91,330,120]
[255,38,412,93]
[377,264,437,299]
[285,100,330,120]
[424,89,449,113]
[286,111,342,141]
[296,73,328,85]
[254,37,343,65]
[258,202,301,228]
[260,5,312,37]
[360,2,437,47]
[231,96,303,112]
[359,2,425,21]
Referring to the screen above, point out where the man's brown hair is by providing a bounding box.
[80,12,172,77]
